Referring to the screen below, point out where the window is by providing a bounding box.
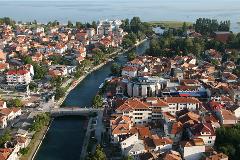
[209,136,212,139]
[208,141,212,144]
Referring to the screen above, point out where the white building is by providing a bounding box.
[117,99,152,125]
[165,97,201,115]
[121,66,138,78]
[127,76,165,98]
[180,138,206,160]
[6,70,32,85]
[188,123,216,147]
[86,28,95,38]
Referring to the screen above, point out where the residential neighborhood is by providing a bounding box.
[99,33,240,160]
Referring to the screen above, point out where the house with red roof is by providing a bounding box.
[110,115,132,143]
[180,138,206,160]
[165,97,201,115]
[116,98,151,125]
[0,63,9,72]
[187,123,216,147]
[121,66,138,78]
[6,69,32,85]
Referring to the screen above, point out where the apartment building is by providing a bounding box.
[6,69,32,85]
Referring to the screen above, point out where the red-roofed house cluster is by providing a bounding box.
[102,53,238,159]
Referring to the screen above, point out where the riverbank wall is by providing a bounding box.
[20,119,53,160]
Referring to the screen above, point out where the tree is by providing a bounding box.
[75,59,92,78]
[215,124,240,160]
[92,95,103,108]
[92,21,97,30]
[122,156,134,160]
[130,17,142,33]
[29,82,37,91]
[182,22,188,34]
[19,147,29,155]
[55,87,66,100]
[127,51,136,61]
[91,144,106,160]
[111,63,121,75]
[122,37,134,49]
[0,131,12,147]
[30,113,50,131]
[7,98,23,108]
[76,21,83,29]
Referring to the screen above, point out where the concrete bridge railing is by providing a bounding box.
[50,107,101,117]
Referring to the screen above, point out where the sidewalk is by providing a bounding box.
[80,117,92,160]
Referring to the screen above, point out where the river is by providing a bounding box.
[0,0,240,32]
[34,40,149,160]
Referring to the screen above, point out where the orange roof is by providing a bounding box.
[220,109,237,121]
[0,108,13,116]
[122,66,138,72]
[178,112,200,124]
[116,98,149,112]
[152,134,173,146]
[171,122,183,134]
[11,107,21,113]
[166,97,201,104]
[0,63,9,70]
[6,70,29,75]
[205,152,228,160]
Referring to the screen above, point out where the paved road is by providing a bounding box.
[95,110,104,144]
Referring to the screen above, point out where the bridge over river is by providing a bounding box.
[50,107,102,117]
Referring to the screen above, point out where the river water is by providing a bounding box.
[34,41,149,160]
[0,0,240,32]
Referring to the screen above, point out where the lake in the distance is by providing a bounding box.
[0,0,240,32]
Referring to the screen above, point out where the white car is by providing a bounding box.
[37,108,43,111]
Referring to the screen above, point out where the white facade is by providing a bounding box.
[86,28,95,38]
[167,103,199,115]
[121,70,137,78]
[234,107,240,119]
[197,135,216,147]
[123,109,152,125]
[6,70,32,85]
[120,133,139,153]
[181,145,205,160]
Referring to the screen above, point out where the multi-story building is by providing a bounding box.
[116,99,152,125]
[6,70,32,85]
[127,76,165,97]
[165,97,201,115]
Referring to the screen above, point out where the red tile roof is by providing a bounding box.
[166,97,201,104]
[6,69,28,75]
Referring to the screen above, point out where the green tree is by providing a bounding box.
[55,87,66,100]
[122,37,134,49]
[19,147,29,155]
[122,155,134,160]
[91,144,106,160]
[92,21,97,30]
[127,51,136,61]
[0,131,12,147]
[92,95,103,108]
[111,63,121,75]
[7,98,23,108]
[76,21,83,28]
[30,113,50,132]
[130,17,142,33]
[29,82,37,91]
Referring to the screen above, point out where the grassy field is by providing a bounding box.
[148,21,193,28]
